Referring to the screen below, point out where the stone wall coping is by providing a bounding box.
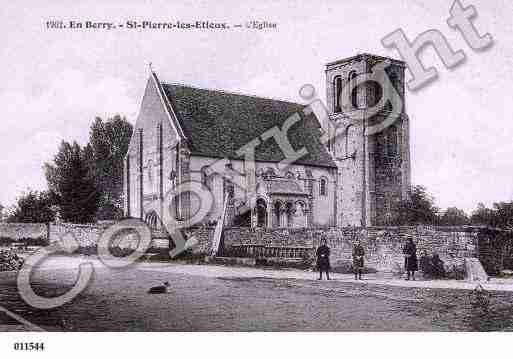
[49,223,109,229]
[0,223,48,226]
[223,225,512,234]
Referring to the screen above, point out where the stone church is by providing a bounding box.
[124,53,411,230]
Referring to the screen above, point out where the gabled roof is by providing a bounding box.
[161,83,336,168]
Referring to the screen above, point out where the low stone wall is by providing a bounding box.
[45,222,513,275]
[0,223,49,240]
[48,223,171,253]
[221,226,488,272]
[48,223,110,248]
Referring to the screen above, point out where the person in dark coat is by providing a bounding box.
[316,237,331,280]
[403,236,418,280]
[352,240,365,280]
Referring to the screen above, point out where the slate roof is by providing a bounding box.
[162,84,336,168]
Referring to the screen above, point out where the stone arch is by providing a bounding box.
[255,198,268,227]
[273,200,283,227]
[345,124,357,157]
[285,201,294,228]
[144,210,159,230]
[294,200,308,228]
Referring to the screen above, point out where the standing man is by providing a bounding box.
[316,236,331,280]
[352,239,365,280]
[403,236,418,280]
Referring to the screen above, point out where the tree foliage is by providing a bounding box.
[44,141,100,223]
[86,115,133,219]
[471,202,513,229]
[391,185,440,225]
[6,190,56,223]
[42,115,132,223]
[439,207,469,226]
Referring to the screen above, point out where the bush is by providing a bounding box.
[0,249,24,272]
[420,253,446,279]
[0,237,15,246]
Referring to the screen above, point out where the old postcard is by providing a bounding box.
[0,0,511,357]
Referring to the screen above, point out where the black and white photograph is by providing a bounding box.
[0,0,512,356]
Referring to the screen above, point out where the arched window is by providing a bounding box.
[345,124,357,157]
[319,178,327,196]
[285,202,294,227]
[256,198,267,227]
[369,81,383,107]
[349,71,358,109]
[264,167,276,179]
[201,166,210,189]
[388,70,398,93]
[145,211,159,230]
[334,75,342,113]
[387,125,398,157]
[223,178,234,199]
[274,201,282,227]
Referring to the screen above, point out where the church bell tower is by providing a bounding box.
[326,53,411,227]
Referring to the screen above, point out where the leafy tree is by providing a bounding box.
[492,202,513,229]
[439,207,469,226]
[470,202,496,227]
[471,201,513,229]
[391,185,439,225]
[86,115,133,219]
[6,190,56,223]
[44,141,100,223]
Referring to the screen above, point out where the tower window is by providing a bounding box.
[334,76,342,113]
[349,71,358,109]
[345,124,356,157]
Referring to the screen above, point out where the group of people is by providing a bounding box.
[316,236,419,280]
[0,248,23,272]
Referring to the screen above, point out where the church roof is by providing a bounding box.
[161,83,336,168]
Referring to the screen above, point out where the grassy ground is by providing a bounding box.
[1,256,513,331]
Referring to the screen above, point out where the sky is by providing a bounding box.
[1,0,512,214]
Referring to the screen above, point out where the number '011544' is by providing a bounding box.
[13,342,45,351]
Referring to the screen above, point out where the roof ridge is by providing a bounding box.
[162,82,304,107]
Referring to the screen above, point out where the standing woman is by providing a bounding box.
[403,236,418,280]
[316,236,331,280]
[352,239,365,280]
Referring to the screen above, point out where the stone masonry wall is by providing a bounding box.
[0,223,49,240]
[222,226,480,271]
[48,223,169,253]
[45,222,513,275]
[48,223,110,247]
